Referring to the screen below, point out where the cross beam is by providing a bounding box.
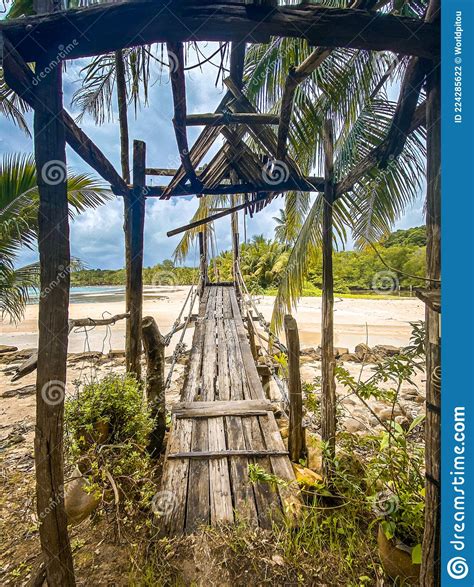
[1,2,439,62]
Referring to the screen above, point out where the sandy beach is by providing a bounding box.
[0,285,424,353]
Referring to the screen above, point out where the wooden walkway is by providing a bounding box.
[160,284,299,534]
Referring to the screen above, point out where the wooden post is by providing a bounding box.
[420,60,441,587]
[125,140,146,376]
[142,316,166,456]
[115,50,130,184]
[284,315,305,462]
[198,229,208,292]
[32,0,75,584]
[256,365,271,400]
[246,314,258,362]
[321,118,337,481]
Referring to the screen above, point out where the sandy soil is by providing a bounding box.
[0,286,424,353]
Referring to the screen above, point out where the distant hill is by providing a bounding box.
[382,226,426,248]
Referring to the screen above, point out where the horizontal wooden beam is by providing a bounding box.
[186,113,280,126]
[168,449,288,459]
[135,176,325,199]
[1,2,439,62]
[1,35,128,195]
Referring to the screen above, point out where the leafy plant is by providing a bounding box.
[65,375,155,520]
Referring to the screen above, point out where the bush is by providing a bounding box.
[65,375,155,518]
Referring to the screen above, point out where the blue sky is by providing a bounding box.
[1,44,425,270]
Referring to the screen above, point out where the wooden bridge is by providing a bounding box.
[160,284,300,534]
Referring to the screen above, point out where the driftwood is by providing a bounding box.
[141,316,166,456]
[11,313,129,382]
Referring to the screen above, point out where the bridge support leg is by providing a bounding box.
[125,140,146,377]
[285,315,306,463]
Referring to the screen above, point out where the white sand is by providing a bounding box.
[0,286,424,353]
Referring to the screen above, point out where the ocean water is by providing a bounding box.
[26,285,181,305]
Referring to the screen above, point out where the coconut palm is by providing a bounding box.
[0,153,112,322]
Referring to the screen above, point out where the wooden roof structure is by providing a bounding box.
[0,1,440,585]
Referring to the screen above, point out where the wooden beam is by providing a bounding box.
[186,112,280,126]
[1,2,439,61]
[140,176,324,199]
[321,118,337,483]
[284,315,305,462]
[32,1,75,583]
[125,140,146,376]
[167,41,201,191]
[1,35,128,195]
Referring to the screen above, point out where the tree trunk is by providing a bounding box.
[142,316,166,456]
[420,61,441,587]
[115,50,130,184]
[33,3,75,582]
[125,141,146,376]
[321,118,337,482]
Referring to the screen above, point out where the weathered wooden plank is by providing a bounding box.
[241,416,280,529]
[2,2,439,62]
[173,399,273,417]
[284,315,305,463]
[202,288,217,401]
[168,449,288,459]
[160,418,193,535]
[185,419,210,533]
[258,415,301,523]
[226,415,259,525]
[208,417,234,524]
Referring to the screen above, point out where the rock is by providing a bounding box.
[279,426,289,439]
[378,408,402,422]
[292,463,323,487]
[65,467,101,526]
[2,384,35,399]
[306,443,322,473]
[354,343,376,362]
[0,345,18,354]
[0,348,37,365]
[373,344,400,357]
[339,353,359,362]
[108,349,126,358]
[343,418,365,433]
[334,347,349,358]
[395,415,411,430]
[300,346,321,360]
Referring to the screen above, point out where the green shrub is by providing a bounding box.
[65,375,155,518]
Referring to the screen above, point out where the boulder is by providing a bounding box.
[300,346,321,360]
[334,347,349,358]
[65,467,101,526]
[68,351,102,364]
[355,343,372,361]
[373,344,400,358]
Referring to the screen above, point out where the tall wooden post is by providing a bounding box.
[125,140,146,376]
[321,118,337,482]
[33,0,75,584]
[284,315,305,462]
[420,61,441,587]
[115,50,130,184]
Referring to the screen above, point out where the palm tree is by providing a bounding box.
[0,153,111,322]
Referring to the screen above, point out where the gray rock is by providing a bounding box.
[372,344,400,357]
[343,418,365,433]
[0,345,18,354]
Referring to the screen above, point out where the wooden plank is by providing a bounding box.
[160,417,193,535]
[226,415,259,525]
[2,3,439,63]
[208,417,234,524]
[258,414,301,522]
[225,318,244,401]
[241,416,280,529]
[229,289,266,400]
[185,419,210,533]
[202,288,217,401]
[169,449,288,459]
[182,318,204,401]
[217,293,231,401]
[186,113,280,126]
[173,399,273,417]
